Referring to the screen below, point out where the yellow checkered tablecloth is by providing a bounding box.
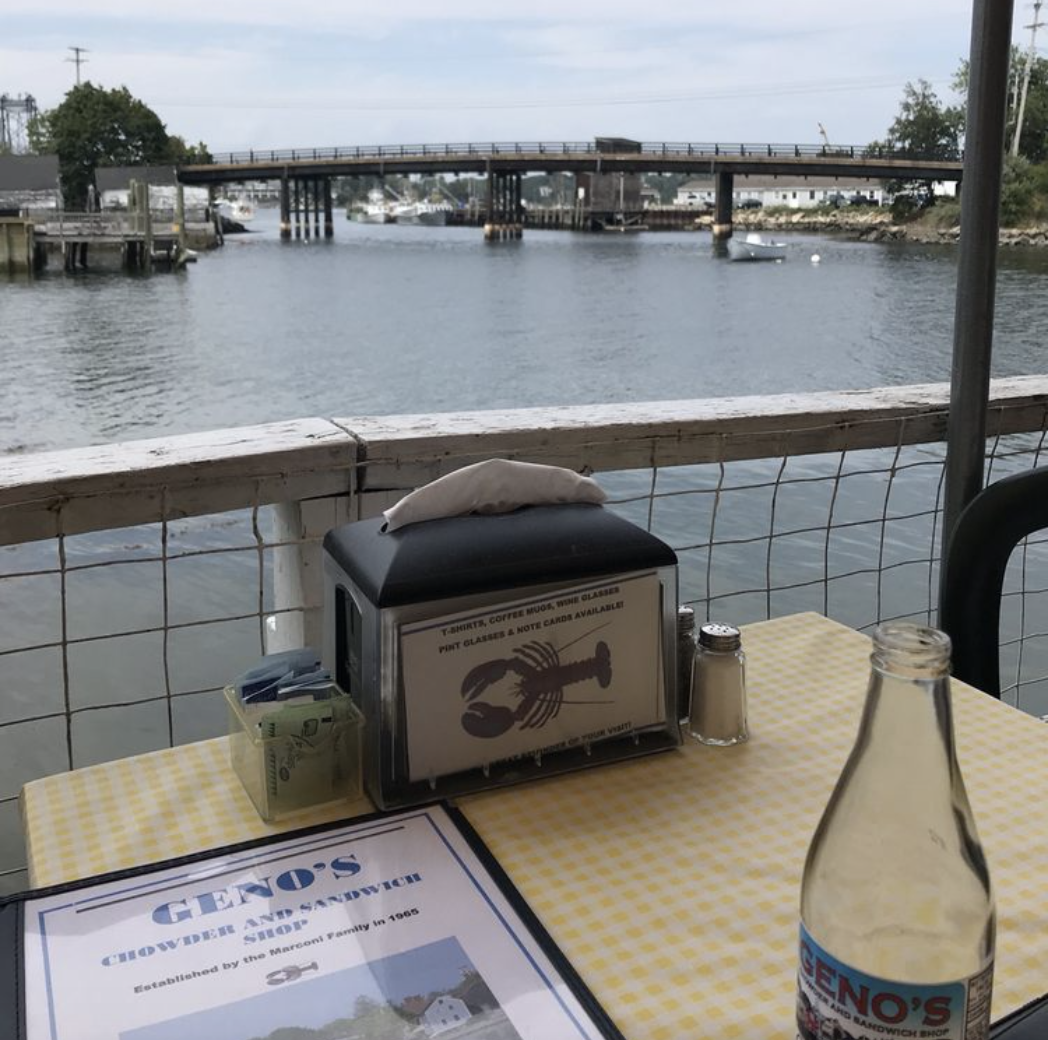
[20,612,1048,1039]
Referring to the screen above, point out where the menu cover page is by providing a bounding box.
[14,805,622,1040]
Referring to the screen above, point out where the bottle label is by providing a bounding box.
[797,924,993,1040]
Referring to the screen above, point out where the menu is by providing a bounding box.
[14,804,622,1040]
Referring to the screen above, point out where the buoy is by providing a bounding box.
[811,253,821,264]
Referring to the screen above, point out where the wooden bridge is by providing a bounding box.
[177,139,964,241]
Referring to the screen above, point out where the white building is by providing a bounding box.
[422,995,472,1036]
[95,165,209,212]
[674,175,890,209]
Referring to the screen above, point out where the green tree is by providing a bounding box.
[883,79,964,160]
[167,135,213,164]
[1000,154,1037,225]
[28,82,199,208]
[349,995,412,1039]
[953,49,1048,162]
[868,79,964,205]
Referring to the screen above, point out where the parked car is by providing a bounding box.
[848,194,872,206]
[824,193,846,208]
[737,198,763,209]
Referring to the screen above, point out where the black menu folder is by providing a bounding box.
[0,803,624,1040]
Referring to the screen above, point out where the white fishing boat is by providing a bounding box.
[391,196,451,226]
[390,200,420,224]
[355,188,395,224]
[416,199,451,226]
[727,232,787,262]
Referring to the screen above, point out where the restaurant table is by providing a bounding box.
[19,612,1048,1039]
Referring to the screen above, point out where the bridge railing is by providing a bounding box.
[202,141,962,166]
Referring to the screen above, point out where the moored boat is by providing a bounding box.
[216,195,256,223]
[416,200,451,226]
[727,232,786,262]
[354,188,395,224]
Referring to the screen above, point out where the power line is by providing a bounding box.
[66,46,89,85]
[152,74,917,114]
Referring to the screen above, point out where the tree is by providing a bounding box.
[27,82,198,208]
[167,135,213,164]
[868,79,964,205]
[953,49,1048,162]
[883,79,964,161]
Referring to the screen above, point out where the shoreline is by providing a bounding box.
[702,210,1048,247]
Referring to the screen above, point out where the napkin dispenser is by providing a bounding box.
[322,502,681,808]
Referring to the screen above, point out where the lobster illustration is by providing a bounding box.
[460,639,613,738]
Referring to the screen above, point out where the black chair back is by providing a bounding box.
[939,467,1048,698]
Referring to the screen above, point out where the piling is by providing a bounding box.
[0,218,35,273]
[712,171,734,240]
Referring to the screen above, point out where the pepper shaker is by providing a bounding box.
[688,622,748,746]
[676,606,697,721]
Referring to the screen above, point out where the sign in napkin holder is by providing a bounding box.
[322,462,681,808]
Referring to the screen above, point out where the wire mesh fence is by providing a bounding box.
[2,399,1048,891]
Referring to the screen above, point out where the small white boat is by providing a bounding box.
[727,232,786,262]
[216,195,255,223]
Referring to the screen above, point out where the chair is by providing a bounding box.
[939,467,1048,698]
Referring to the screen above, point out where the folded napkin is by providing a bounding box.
[382,458,607,532]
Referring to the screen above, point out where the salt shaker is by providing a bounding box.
[676,606,697,720]
[688,622,748,745]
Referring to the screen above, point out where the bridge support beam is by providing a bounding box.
[280,176,291,240]
[713,171,734,240]
[484,170,523,241]
[324,178,334,238]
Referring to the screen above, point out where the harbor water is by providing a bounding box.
[6,209,1048,454]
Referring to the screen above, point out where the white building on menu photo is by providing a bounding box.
[422,994,472,1035]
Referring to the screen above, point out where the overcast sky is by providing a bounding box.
[2,2,1032,156]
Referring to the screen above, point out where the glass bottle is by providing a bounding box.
[797,622,995,1040]
[687,623,748,745]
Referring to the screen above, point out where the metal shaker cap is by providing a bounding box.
[699,622,741,652]
[677,605,696,635]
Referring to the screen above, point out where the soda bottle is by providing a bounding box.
[796,622,995,1040]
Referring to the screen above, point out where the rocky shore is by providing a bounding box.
[703,208,1048,247]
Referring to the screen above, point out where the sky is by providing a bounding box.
[1,1,1033,158]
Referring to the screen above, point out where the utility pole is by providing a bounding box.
[1012,0,1043,156]
[0,94,37,153]
[66,46,89,85]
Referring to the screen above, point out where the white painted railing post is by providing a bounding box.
[269,494,357,654]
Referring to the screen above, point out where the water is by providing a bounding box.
[7,209,1048,455]
[5,211,1048,888]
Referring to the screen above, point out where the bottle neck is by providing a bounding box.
[854,624,957,779]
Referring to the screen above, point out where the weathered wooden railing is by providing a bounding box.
[1,376,1047,890]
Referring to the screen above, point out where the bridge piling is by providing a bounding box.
[484,170,523,241]
[280,177,291,241]
[713,171,734,240]
[323,178,334,238]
